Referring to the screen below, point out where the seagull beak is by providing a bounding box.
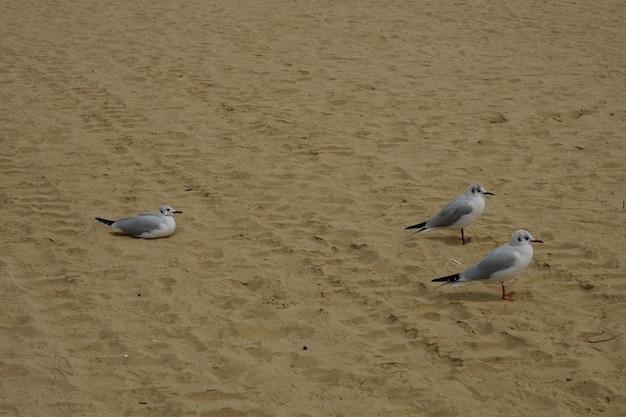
[532,239,543,243]
[174,210,183,214]
[484,191,495,196]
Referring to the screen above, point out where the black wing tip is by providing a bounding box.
[431,274,460,283]
[95,217,115,226]
[405,222,426,230]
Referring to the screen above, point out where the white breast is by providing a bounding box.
[452,197,485,228]
[138,217,177,239]
[491,245,534,280]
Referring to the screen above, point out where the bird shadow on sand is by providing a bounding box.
[105,231,145,238]
[434,290,503,303]
[105,232,176,239]
[404,233,468,247]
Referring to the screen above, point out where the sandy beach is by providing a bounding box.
[1,0,625,416]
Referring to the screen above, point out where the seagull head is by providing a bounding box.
[510,229,543,246]
[158,205,183,216]
[466,183,495,197]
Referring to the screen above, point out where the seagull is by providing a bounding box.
[431,229,543,300]
[405,183,494,244]
[95,205,183,238]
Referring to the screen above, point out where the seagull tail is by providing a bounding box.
[431,273,461,283]
[405,221,427,231]
[95,217,115,226]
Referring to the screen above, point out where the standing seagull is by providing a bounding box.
[431,229,543,300]
[405,183,494,244]
[95,205,183,238]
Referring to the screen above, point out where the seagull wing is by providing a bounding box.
[426,198,473,228]
[112,215,163,236]
[460,245,518,281]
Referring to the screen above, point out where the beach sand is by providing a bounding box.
[1,0,625,416]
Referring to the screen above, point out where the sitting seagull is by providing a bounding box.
[405,183,494,244]
[431,229,543,300]
[95,205,183,238]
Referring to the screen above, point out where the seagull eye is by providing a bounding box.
[518,237,522,242]
[525,236,530,240]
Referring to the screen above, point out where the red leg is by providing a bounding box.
[501,282,515,301]
[461,229,472,245]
